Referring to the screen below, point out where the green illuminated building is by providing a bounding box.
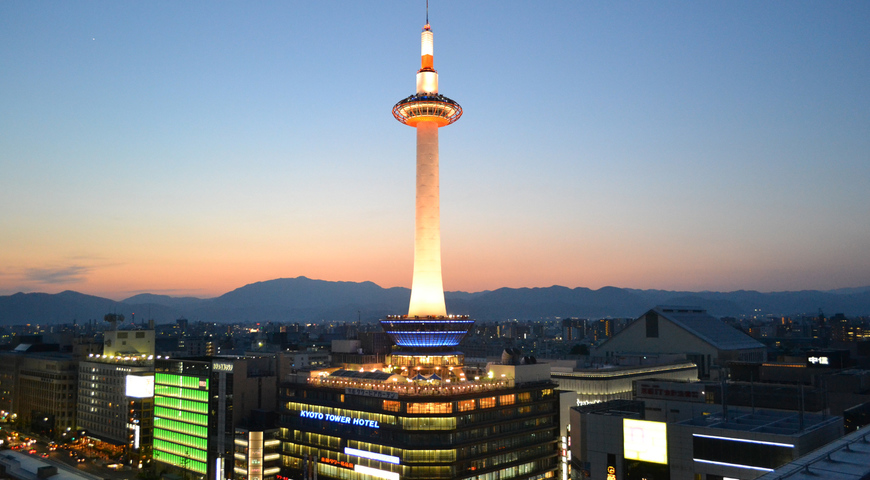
[153,356,278,480]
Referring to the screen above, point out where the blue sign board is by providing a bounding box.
[300,410,380,429]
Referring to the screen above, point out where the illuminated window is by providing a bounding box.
[518,392,531,403]
[383,401,401,412]
[400,417,456,430]
[402,449,456,463]
[480,397,496,409]
[499,394,515,406]
[457,400,475,412]
[407,402,452,414]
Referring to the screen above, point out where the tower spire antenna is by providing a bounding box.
[426,0,429,25]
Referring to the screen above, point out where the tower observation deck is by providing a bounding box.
[393,20,462,319]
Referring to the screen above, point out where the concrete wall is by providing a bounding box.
[488,363,552,385]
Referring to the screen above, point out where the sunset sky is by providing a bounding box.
[2,2,869,300]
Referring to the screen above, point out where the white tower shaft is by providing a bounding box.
[408,120,447,317]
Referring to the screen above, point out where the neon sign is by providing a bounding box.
[300,410,380,428]
[320,457,354,469]
[808,356,829,365]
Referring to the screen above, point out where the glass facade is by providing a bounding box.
[153,372,210,477]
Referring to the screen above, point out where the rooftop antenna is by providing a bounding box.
[426,0,429,25]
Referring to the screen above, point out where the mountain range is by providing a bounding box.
[1,276,869,326]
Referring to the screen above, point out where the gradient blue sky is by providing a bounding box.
[1,1,868,299]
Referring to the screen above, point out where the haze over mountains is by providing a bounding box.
[1,276,869,326]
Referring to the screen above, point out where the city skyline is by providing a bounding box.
[2,2,869,300]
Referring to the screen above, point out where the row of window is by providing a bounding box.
[154,418,208,438]
[459,429,557,458]
[456,417,554,443]
[464,444,553,471]
[456,402,553,427]
[154,406,208,426]
[154,427,209,451]
[155,385,210,402]
[155,395,208,414]
[153,450,207,474]
[347,440,456,463]
[154,439,208,462]
[289,388,547,414]
[285,430,341,450]
[155,373,208,390]
[466,458,556,480]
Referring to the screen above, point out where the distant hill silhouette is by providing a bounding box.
[1,277,869,325]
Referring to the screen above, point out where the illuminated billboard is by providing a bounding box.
[125,375,155,398]
[623,419,667,465]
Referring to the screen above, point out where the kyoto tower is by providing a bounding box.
[392,8,462,318]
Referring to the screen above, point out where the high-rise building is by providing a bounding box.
[152,356,278,480]
[14,352,77,439]
[561,319,587,343]
[77,328,156,461]
[278,10,560,480]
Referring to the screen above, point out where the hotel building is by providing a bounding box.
[279,354,560,480]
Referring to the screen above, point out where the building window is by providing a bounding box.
[479,397,496,409]
[457,400,475,412]
[383,401,400,412]
[407,402,452,414]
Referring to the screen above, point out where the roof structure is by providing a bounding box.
[754,427,870,480]
[653,306,764,351]
[680,409,832,435]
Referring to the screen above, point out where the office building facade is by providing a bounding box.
[153,356,277,480]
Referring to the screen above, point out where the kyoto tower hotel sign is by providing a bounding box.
[392,14,462,318]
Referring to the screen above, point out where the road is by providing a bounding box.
[16,440,139,480]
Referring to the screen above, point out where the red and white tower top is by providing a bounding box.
[392,22,462,127]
